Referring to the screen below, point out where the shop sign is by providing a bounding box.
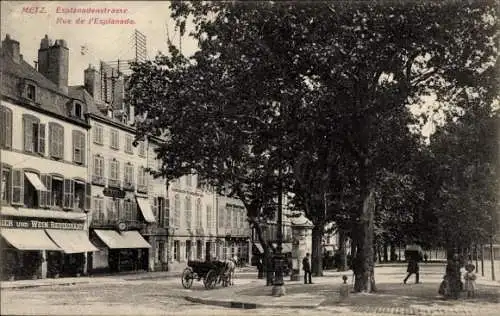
[0,219,85,230]
[103,187,126,199]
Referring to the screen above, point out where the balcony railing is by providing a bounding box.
[123,181,135,191]
[108,178,121,188]
[137,184,148,194]
[92,175,105,186]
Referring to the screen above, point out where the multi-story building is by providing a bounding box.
[0,34,97,280]
[79,64,164,273]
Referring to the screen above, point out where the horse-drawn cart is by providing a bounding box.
[181,260,230,289]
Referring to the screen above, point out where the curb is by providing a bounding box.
[183,295,323,309]
[1,281,86,289]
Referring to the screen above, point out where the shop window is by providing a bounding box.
[72,130,86,164]
[158,241,165,263]
[23,115,45,155]
[49,123,64,159]
[93,124,103,145]
[0,106,12,149]
[174,240,180,261]
[1,167,11,204]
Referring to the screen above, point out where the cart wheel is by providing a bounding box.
[181,268,194,289]
[205,269,217,289]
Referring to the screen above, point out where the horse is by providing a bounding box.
[221,257,237,286]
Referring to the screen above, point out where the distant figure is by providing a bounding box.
[302,253,312,284]
[403,255,420,284]
[463,263,477,298]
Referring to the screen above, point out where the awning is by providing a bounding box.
[1,228,61,251]
[45,229,99,253]
[1,206,86,221]
[94,230,151,249]
[25,172,47,191]
[136,198,156,223]
[253,242,264,253]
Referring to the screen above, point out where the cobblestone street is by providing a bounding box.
[1,265,499,315]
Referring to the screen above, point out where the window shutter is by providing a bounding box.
[39,175,47,208]
[85,183,91,211]
[80,133,86,165]
[63,179,71,209]
[11,169,24,205]
[38,123,46,155]
[58,127,64,158]
[1,107,12,148]
[23,116,33,152]
[151,197,158,219]
[44,174,52,207]
[109,159,113,179]
[165,198,170,227]
[72,131,80,163]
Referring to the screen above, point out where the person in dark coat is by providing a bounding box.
[403,254,420,284]
[302,253,312,284]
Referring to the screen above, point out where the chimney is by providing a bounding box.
[38,35,69,93]
[2,34,21,63]
[84,64,101,101]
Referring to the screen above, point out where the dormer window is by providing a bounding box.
[26,84,36,101]
[74,103,82,118]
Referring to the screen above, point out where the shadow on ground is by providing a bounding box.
[237,281,499,309]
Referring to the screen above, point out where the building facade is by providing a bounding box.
[0,34,96,280]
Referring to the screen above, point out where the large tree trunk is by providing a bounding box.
[338,231,347,271]
[353,188,377,293]
[311,224,324,276]
[249,216,273,284]
[383,242,388,263]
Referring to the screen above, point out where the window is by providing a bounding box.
[92,155,105,185]
[1,167,11,203]
[174,194,180,228]
[63,179,75,209]
[93,197,105,223]
[137,166,147,193]
[49,123,64,159]
[226,205,232,228]
[157,197,167,227]
[74,103,82,118]
[72,130,85,164]
[185,196,192,228]
[233,206,238,228]
[110,129,119,149]
[23,115,45,155]
[40,174,52,208]
[206,205,212,229]
[51,177,64,208]
[138,141,145,157]
[74,181,85,210]
[0,106,12,149]
[174,240,180,261]
[108,159,120,188]
[26,84,36,101]
[186,240,192,260]
[196,198,202,228]
[125,135,133,154]
[106,198,120,222]
[158,241,165,263]
[11,169,23,205]
[93,124,103,145]
[124,163,134,190]
[218,206,225,228]
[124,200,137,221]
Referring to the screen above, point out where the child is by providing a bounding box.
[463,263,477,298]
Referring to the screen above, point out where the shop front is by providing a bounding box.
[90,229,151,273]
[0,209,95,280]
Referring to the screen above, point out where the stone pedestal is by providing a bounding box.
[290,214,313,282]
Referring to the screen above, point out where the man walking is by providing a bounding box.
[302,253,312,284]
[403,254,420,284]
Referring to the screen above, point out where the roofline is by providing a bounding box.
[1,95,91,129]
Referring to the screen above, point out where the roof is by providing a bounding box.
[0,50,88,126]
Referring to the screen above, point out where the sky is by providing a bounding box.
[1,0,439,138]
[0,1,198,85]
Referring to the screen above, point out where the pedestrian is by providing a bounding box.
[463,263,477,298]
[403,254,420,284]
[302,253,312,284]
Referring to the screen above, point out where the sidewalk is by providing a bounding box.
[183,270,500,314]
